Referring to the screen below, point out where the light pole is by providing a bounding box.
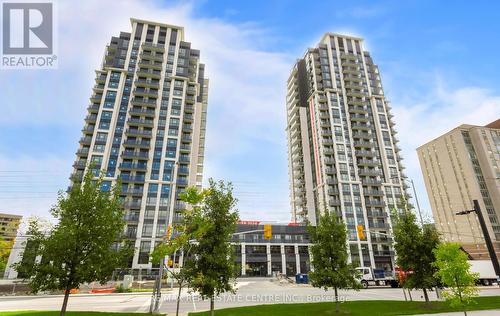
[150,160,178,314]
[391,176,424,227]
[455,200,500,281]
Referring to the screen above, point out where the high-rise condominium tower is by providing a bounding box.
[417,120,500,261]
[286,33,408,270]
[71,18,208,270]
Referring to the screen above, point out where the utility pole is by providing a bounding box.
[456,200,500,280]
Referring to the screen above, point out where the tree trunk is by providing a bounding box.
[408,289,413,301]
[60,289,70,316]
[176,281,182,316]
[423,288,429,303]
[463,310,467,316]
[334,287,339,313]
[210,296,215,316]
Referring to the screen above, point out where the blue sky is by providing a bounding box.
[1,0,500,223]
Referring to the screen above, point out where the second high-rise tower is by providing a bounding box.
[286,33,407,271]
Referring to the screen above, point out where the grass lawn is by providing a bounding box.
[0,312,160,316]
[189,296,500,315]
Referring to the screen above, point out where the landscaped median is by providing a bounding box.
[188,296,500,315]
[1,296,500,316]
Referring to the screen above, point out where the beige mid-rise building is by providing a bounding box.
[417,120,500,261]
[0,213,22,241]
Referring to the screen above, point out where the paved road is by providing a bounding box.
[1,279,499,315]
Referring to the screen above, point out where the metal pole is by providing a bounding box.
[150,160,178,313]
[410,179,424,227]
[473,200,500,278]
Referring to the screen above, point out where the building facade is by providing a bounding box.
[417,121,500,261]
[71,18,208,270]
[286,33,408,271]
[232,222,311,277]
[0,212,22,241]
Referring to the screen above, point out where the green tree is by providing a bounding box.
[15,170,131,316]
[392,207,441,302]
[13,217,50,279]
[185,179,239,316]
[0,220,20,275]
[151,186,209,316]
[0,236,13,274]
[308,211,360,313]
[433,242,479,316]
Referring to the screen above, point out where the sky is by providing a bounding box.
[1,0,500,224]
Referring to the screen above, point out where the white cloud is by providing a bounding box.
[392,77,500,218]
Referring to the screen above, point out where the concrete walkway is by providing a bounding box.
[416,310,500,316]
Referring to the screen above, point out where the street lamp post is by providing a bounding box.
[150,160,179,314]
[455,200,500,281]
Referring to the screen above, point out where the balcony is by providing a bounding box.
[124,214,140,222]
[357,159,379,167]
[130,98,157,107]
[73,160,87,169]
[369,222,390,229]
[373,250,394,256]
[123,140,151,148]
[124,201,142,209]
[325,178,338,185]
[142,42,165,52]
[178,167,189,175]
[364,190,384,197]
[119,162,147,171]
[129,108,156,117]
[76,148,90,156]
[89,96,102,103]
[121,151,149,160]
[137,60,163,70]
[134,88,158,98]
[353,141,374,148]
[367,210,386,217]
[350,114,369,122]
[365,200,386,207]
[134,79,160,89]
[179,144,191,153]
[185,105,194,113]
[181,135,192,143]
[351,123,371,131]
[177,178,188,186]
[183,114,194,122]
[355,150,376,157]
[82,126,95,134]
[120,174,146,183]
[361,179,383,186]
[88,104,99,113]
[358,169,382,177]
[125,129,152,137]
[329,199,341,207]
[179,156,190,163]
[79,136,92,145]
[122,188,144,196]
[85,114,97,123]
[136,69,161,79]
[128,118,154,127]
[140,52,163,61]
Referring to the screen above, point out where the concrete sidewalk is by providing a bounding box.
[416,310,500,315]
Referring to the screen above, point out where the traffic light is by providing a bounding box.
[166,225,172,240]
[263,224,272,240]
[167,258,173,268]
[356,225,365,240]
